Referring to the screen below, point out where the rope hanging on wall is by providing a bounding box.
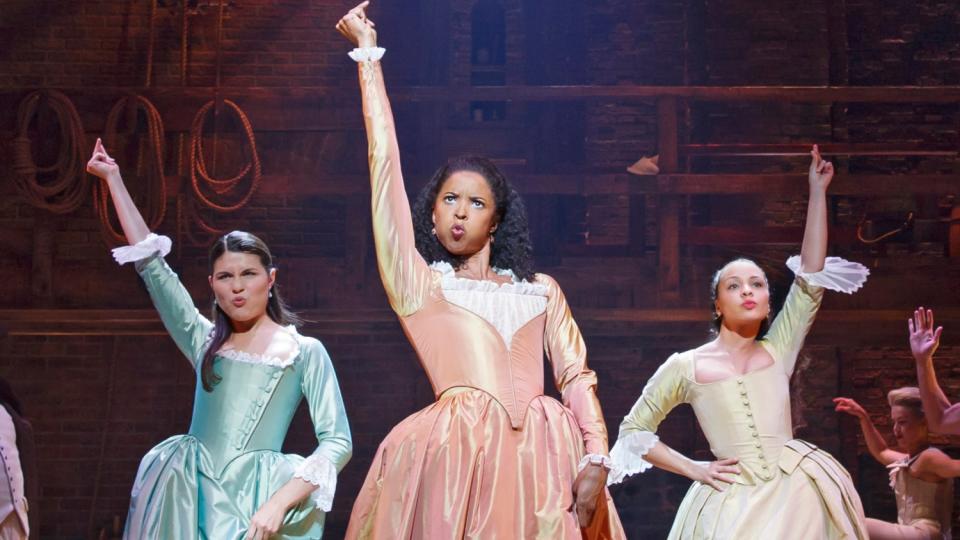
[95,94,168,243]
[12,90,88,214]
[188,98,262,214]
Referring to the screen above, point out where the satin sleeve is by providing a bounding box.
[540,274,609,456]
[135,255,213,368]
[358,59,432,317]
[761,278,823,377]
[619,353,688,435]
[293,338,353,511]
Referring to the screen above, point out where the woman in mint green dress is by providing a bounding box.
[86,139,352,540]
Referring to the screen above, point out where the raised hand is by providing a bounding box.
[335,1,377,48]
[909,307,943,362]
[833,397,868,419]
[808,144,834,192]
[86,138,119,182]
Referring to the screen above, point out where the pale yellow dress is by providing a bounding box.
[610,259,870,539]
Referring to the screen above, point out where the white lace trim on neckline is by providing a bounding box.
[212,326,301,368]
[294,454,338,512]
[785,255,869,294]
[607,431,660,486]
[429,261,548,297]
[429,262,547,348]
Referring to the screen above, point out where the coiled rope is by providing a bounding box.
[95,94,168,243]
[12,90,88,214]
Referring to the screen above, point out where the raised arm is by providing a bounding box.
[909,308,960,433]
[87,138,150,245]
[337,2,432,317]
[87,140,212,366]
[800,144,832,273]
[833,397,905,465]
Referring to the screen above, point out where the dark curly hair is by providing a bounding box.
[709,257,772,340]
[411,156,536,282]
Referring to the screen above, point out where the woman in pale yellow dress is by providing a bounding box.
[335,3,624,538]
[608,146,871,539]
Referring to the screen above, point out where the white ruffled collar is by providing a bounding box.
[429,261,548,297]
[212,325,301,369]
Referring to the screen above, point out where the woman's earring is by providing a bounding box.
[269,290,273,299]
[431,227,437,236]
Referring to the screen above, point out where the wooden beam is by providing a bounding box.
[3,308,958,346]
[680,226,859,246]
[2,85,960,109]
[657,97,682,302]
[168,172,957,197]
[681,143,956,157]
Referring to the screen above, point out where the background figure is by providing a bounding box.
[0,378,37,540]
[607,146,871,538]
[85,140,352,539]
[336,2,623,538]
[835,384,955,539]
[910,308,960,439]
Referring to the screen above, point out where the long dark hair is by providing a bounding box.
[411,156,536,281]
[709,257,772,340]
[200,231,300,392]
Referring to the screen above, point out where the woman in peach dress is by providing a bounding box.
[335,3,624,538]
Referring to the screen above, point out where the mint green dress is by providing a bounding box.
[123,254,352,539]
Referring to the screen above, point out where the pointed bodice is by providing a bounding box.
[400,264,549,429]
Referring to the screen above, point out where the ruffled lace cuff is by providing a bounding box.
[112,233,172,265]
[348,47,386,63]
[578,453,613,472]
[293,454,337,512]
[785,255,869,294]
[607,431,659,485]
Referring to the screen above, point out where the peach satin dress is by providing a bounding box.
[344,57,624,539]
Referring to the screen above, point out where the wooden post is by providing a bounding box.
[949,205,960,258]
[657,97,681,303]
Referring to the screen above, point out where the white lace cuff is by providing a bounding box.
[112,233,172,265]
[607,431,660,485]
[348,47,386,62]
[293,454,337,512]
[785,255,869,294]
[578,453,612,472]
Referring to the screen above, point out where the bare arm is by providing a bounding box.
[833,397,905,465]
[909,308,959,433]
[916,448,960,480]
[800,145,832,273]
[86,138,150,246]
[644,441,740,492]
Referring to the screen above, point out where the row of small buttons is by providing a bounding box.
[737,378,771,476]
[232,370,285,450]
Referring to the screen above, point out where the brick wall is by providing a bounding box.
[1,0,959,538]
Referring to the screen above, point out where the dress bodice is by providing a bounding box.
[400,264,550,430]
[889,452,953,537]
[686,358,793,483]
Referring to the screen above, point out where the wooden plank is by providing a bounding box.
[657,174,959,197]
[135,172,958,198]
[680,143,956,157]
[4,308,958,346]
[3,85,960,110]
[680,226,859,246]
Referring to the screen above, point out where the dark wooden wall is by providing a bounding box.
[1,0,959,538]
